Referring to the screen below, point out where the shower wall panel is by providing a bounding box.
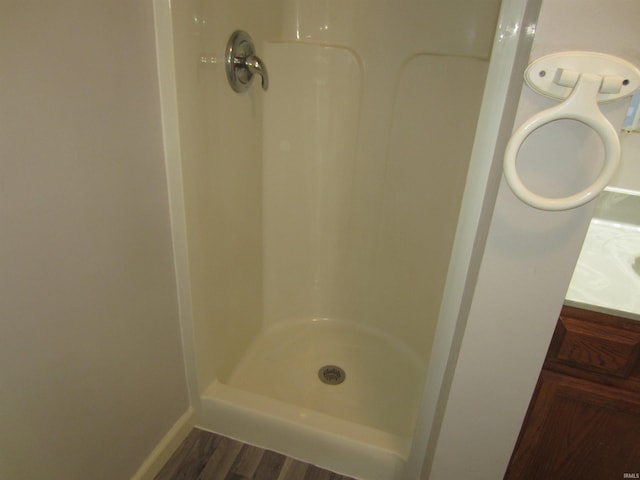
[171,0,283,387]
[263,43,361,327]
[258,0,500,360]
[365,55,489,360]
[170,0,218,389]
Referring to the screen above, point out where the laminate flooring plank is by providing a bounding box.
[154,429,218,480]
[159,430,355,480]
[197,435,244,480]
[252,449,287,479]
[304,464,350,480]
[276,457,309,480]
[226,444,265,479]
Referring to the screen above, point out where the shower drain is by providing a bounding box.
[318,365,346,385]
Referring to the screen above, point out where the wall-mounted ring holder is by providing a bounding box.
[503,51,640,211]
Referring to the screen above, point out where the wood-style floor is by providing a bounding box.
[154,428,356,480]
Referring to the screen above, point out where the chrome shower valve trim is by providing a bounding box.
[225,30,268,93]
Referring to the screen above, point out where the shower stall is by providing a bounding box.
[154,0,537,478]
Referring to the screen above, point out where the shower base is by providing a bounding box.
[198,319,426,480]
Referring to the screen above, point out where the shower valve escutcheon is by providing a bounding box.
[225,30,268,93]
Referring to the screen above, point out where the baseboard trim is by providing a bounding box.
[131,407,195,480]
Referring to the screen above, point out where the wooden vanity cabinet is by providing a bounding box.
[505,305,640,480]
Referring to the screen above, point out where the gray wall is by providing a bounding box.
[0,1,188,478]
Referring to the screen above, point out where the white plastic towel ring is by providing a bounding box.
[503,73,620,211]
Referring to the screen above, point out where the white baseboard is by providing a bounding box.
[131,407,195,480]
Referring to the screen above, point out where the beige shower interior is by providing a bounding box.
[168,0,501,475]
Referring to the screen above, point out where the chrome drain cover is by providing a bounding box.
[318,365,346,385]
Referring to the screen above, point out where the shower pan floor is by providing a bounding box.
[222,318,426,441]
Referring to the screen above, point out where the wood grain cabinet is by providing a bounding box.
[505,305,640,480]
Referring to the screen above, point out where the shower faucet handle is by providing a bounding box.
[243,54,269,91]
[226,30,269,93]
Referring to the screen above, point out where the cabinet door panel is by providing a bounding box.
[506,370,640,480]
[551,314,640,377]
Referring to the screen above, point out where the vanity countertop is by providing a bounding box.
[565,190,640,322]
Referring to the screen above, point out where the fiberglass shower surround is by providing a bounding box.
[159,1,504,478]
